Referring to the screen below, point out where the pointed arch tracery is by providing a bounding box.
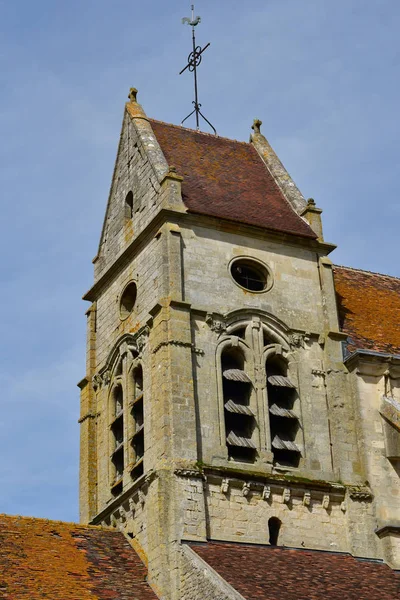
[103,332,148,496]
[216,312,302,467]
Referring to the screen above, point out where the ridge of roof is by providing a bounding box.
[0,512,105,530]
[187,539,386,562]
[148,117,249,146]
[334,264,400,281]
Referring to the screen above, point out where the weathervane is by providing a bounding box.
[179,4,216,134]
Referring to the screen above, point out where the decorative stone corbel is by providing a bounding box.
[289,333,304,349]
[205,312,226,334]
[322,494,330,510]
[92,373,102,391]
[283,488,291,504]
[138,489,146,507]
[129,497,136,517]
[303,491,311,506]
[221,478,230,494]
[262,485,271,501]
[137,326,150,353]
[348,486,373,502]
[242,482,251,497]
[119,506,127,523]
[110,513,118,528]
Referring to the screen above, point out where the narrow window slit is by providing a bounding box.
[268,517,281,546]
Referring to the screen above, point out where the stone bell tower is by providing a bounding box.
[79,89,396,599]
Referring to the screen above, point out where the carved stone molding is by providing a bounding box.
[221,478,230,494]
[242,482,251,497]
[322,494,330,509]
[348,486,373,502]
[92,370,111,391]
[262,485,271,501]
[206,312,227,334]
[153,340,204,356]
[174,468,205,479]
[92,373,102,391]
[288,332,310,349]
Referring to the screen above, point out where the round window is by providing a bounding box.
[230,258,271,292]
[119,282,137,319]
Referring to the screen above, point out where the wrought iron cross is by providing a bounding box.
[179,5,216,134]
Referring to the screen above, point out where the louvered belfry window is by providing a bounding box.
[218,319,302,467]
[110,384,124,496]
[267,356,301,467]
[222,347,257,463]
[130,365,144,482]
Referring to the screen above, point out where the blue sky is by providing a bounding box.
[0,0,399,522]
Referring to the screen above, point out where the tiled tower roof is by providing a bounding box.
[333,266,400,355]
[0,514,158,599]
[149,119,316,239]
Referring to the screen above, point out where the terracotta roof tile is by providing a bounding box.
[333,266,400,355]
[190,541,400,600]
[148,119,316,239]
[0,514,158,599]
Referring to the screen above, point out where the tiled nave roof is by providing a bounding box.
[149,119,316,239]
[190,540,400,600]
[333,265,400,355]
[0,514,158,599]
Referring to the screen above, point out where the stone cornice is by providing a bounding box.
[375,523,400,537]
[345,349,400,374]
[83,209,336,303]
[90,469,157,526]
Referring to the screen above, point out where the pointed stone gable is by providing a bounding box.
[95,109,168,280]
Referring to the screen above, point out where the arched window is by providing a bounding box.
[110,384,124,496]
[266,355,301,467]
[221,347,256,463]
[125,191,134,218]
[130,365,144,481]
[268,517,282,546]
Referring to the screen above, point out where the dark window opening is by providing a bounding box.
[222,348,256,463]
[230,260,268,292]
[228,446,257,463]
[232,326,246,339]
[125,191,134,218]
[111,385,124,495]
[120,282,137,319]
[131,366,144,481]
[267,357,301,468]
[111,446,124,496]
[268,517,281,546]
[111,417,123,447]
[131,460,144,481]
[114,385,123,416]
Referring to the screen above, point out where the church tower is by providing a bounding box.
[79,89,400,599]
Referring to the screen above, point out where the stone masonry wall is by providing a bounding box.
[179,544,245,600]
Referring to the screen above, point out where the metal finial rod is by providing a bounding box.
[180,5,216,134]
